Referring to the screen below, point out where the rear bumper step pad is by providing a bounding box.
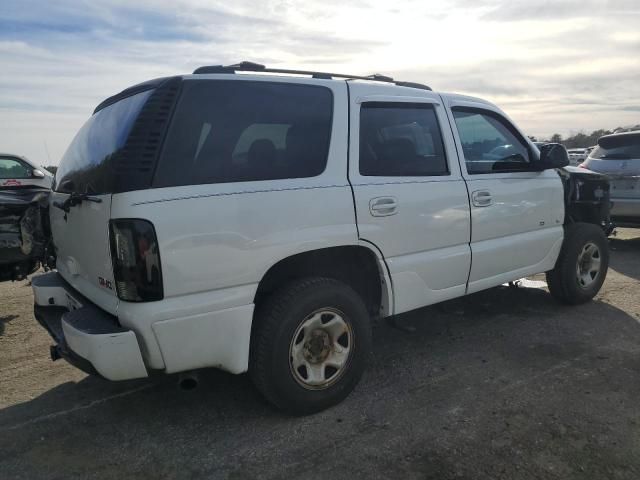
[32,271,148,380]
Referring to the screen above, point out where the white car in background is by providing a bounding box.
[566,148,588,166]
[0,154,53,189]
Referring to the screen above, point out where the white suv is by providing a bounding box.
[31,62,611,414]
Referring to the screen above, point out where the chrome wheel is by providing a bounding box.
[576,242,601,288]
[289,308,353,390]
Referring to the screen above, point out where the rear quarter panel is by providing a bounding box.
[110,78,357,310]
[110,79,360,372]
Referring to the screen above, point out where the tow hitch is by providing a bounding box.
[50,344,62,361]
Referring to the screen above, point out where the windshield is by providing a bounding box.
[591,134,640,160]
[54,89,152,193]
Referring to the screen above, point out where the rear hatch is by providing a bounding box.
[51,81,178,314]
[583,132,640,200]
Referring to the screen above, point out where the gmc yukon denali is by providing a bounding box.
[28,62,612,414]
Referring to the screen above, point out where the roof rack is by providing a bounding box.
[192,61,431,91]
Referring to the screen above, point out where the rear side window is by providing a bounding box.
[0,157,31,179]
[452,108,531,174]
[591,134,640,159]
[154,81,333,187]
[55,89,153,193]
[359,103,448,176]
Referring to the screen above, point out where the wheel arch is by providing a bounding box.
[253,243,393,319]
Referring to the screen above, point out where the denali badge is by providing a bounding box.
[98,277,113,290]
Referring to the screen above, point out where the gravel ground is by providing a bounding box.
[1,228,639,480]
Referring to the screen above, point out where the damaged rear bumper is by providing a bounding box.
[32,271,148,380]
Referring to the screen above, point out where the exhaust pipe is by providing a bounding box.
[178,371,199,391]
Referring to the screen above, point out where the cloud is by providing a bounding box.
[0,0,638,163]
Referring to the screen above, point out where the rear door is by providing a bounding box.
[51,89,154,314]
[348,83,471,314]
[443,97,564,294]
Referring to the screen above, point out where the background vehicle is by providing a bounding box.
[0,154,53,281]
[581,131,640,227]
[0,154,53,189]
[27,62,610,414]
[567,148,588,166]
[585,145,597,158]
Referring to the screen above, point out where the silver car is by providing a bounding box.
[581,131,640,226]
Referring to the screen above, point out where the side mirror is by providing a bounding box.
[32,169,45,178]
[536,143,569,170]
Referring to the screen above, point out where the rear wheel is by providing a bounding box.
[546,223,609,304]
[250,277,371,415]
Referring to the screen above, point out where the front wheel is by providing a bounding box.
[250,277,371,415]
[546,223,609,305]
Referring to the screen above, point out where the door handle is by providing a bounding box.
[369,196,398,216]
[471,190,493,207]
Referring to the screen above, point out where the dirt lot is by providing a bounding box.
[1,229,639,479]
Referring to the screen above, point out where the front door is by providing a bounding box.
[348,83,471,315]
[443,98,564,294]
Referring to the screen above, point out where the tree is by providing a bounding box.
[550,133,563,143]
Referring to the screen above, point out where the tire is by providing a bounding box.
[250,277,371,415]
[546,222,609,305]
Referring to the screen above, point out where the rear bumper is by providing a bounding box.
[32,272,148,380]
[34,305,100,376]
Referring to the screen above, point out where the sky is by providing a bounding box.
[1,0,639,165]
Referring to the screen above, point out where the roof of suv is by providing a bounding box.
[187,62,496,107]
[190,61,434,91]
[96,61,497,114]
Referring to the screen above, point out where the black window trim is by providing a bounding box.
[153,79,335,187]
[451,106,536,175]
[359,101,450,178]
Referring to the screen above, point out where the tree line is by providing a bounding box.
[530,124,640,149]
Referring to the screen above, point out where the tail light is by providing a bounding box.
[109,219,163,301]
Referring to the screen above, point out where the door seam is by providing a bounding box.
[439,93,473,294]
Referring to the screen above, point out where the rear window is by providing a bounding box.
[591,134,640,160]
[55,89,153,193]
[153,80,333,187]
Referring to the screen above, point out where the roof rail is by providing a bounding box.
[192,61,432,91]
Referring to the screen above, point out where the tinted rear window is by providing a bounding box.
[55,89,153,193]
[153,80,333,187]
[591,134,640,160]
